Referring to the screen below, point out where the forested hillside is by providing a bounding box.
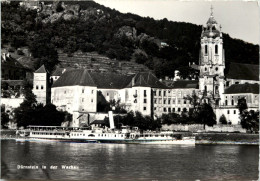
[1,1,258,78]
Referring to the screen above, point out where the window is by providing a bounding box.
[91,90,94,94]
[178,108,181,112]
[178,99,181,104]
[226,81,230,87]
[91,99,93,103]
[205,67,207,71]
[164,99,166,104]
[184,100,186,104]
[107,93,109,96]
[144,90,147,97]
[235,82,239,84]
[227,110,230,114]
[154,107,157,110]
[64,91,66,94]
[159,91,161,96]
[82,89,84,93]
[168,99,171,104]
[215,67,218,71]
[144,99,147,103]
[163,108,167,112]
[215,45,218,54]
[225,100,228,106]
[168,108,171,112]
[163,91,166,96]
[172,108,175,112]
[82,98,84,102]
[205,45,208,54]
[173,100,175,104]
[154,99,157,104]
[153,91,156,96]
[234,110,236,114]
[36,85,39,90]
[231,99,234,106]
[143,107,146,111]
[41,85,43,89]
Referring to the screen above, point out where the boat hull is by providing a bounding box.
[16,137,195,145]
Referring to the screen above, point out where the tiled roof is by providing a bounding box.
[52,69,96,87]
[51,69,168,89]
[127,72,168,89]
[226,63,259,81]
[1,55,26,69]
[90,120,105,125]
[169,80,199,89]
[35,65,48,73]
[224,83,259,94]
[90,72,133,89]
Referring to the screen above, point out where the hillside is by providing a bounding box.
[1,1,259,79]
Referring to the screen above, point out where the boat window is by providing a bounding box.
[88,134,95,137]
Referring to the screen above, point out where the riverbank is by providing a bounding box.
[1,130,259,145]
[194,132,259,145]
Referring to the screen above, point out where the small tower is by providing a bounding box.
[33,65,51,105]
[199,6,225,106]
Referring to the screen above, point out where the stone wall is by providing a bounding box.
[162,124,246,133]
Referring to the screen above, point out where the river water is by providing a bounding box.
[1,140,259,180]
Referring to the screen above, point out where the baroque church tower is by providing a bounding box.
[199,6,225,106]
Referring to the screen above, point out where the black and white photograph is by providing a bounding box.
[1,0,259,180]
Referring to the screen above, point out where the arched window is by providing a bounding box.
[215,45,218,54]
[225,100,228,106]
[205,45,208,54]
[231,99,234,106]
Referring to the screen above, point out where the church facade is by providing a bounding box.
[32,8,259,127]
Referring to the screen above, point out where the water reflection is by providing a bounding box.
[1,140,259,180]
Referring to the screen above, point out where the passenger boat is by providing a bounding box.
[16,125,195,145]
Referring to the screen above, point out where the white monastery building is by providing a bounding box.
[32,9,259,127]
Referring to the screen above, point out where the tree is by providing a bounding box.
[1,106,9,129]
[237,98,259,133]
[236,97,248,114]
[219,114,227,124]
[198,103,216,128]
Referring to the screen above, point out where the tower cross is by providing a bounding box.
[210,5,214,16]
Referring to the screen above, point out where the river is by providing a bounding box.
[1,140,259,180]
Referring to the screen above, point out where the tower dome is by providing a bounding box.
[201,6,221,38]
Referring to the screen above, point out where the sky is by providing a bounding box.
[95,0,259,45]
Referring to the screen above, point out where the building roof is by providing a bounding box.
[52,69,96,87]
[90,120,105,125]
[226,63,259,81]
[224,83,259,94]
[127,72,168,89]
[90,72,133,89]
[35,65,48,73]
[52,67,75,76]
[169,80,199,89]
[51,69,168,89]
[1,54,26,69]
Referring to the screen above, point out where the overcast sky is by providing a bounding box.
[95,0,259,45]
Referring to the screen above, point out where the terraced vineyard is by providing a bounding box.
[58,50,150,75]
